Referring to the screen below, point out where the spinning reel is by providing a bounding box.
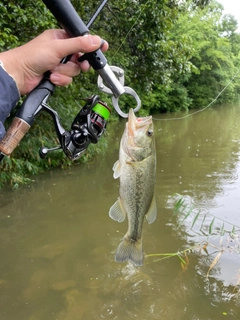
[39,95,111,160]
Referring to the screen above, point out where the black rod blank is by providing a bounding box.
[42,0,89,37]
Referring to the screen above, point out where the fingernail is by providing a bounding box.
[100,40,105,49]
[91,35,101,45]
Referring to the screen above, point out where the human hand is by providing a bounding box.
[0,29,108,95]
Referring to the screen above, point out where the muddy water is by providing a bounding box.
[0,104,240,320]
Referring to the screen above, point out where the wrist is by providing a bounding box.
[0,50,22,95]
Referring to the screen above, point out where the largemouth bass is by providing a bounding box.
[109,108,157,266]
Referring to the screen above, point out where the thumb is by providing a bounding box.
[53,35,103,59]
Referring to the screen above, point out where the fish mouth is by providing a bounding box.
[128,108,152,138]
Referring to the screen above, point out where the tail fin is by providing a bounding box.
[115,237,143,267]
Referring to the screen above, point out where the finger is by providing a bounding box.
[78,59,91,72]
[41,29,69,41]
[100,40,109,52]
[50,73,73,86]
[50,61,80,77]
[70,46,108,71]
[53,35,104,60]
[44,29,109,52]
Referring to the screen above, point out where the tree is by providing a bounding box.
[170,0,240,108]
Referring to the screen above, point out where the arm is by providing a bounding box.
[0,63,20,140]
[0,29,108,96]
[0,29,108,138]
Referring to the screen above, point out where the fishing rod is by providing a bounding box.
[0,0,141,162]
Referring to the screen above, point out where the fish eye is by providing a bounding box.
[147,130,153,137]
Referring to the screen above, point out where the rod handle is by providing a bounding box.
[0,118,30,156]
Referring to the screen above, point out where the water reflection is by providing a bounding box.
[0,104,240,319]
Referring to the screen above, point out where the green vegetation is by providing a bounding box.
[1,0,240,187]
[172,194,240,237]
[169,194,240,285]
[145,193,240,287]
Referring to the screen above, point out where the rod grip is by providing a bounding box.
[0,118,30,156]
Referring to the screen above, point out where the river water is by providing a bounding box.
[0,104,240,320]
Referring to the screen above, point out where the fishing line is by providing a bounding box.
[111,0,151,58]
[152,68,240,121]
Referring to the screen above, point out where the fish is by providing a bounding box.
[109,108,157,266]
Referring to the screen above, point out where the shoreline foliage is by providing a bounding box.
[1,0,240,187]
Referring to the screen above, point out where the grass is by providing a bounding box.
[145,194,240,291]
[172,194,240,238]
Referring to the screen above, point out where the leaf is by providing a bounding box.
[206,250,223,278]
[208,217,215,235]
[201,242,209,255]
[173,198,185,215]
[220,223,225,237]
[231,225,236,238]
[177,206,194,227]
[191,210,200,229]
[200,213,207,231]
[181,251,190,271]
[177,254,186,265]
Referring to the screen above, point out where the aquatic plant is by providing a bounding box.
[146,194,240,291]
[172,194,240,238]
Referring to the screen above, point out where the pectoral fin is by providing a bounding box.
[112,160,121,179]
[109,198,126,222]
[145,195,157,224]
